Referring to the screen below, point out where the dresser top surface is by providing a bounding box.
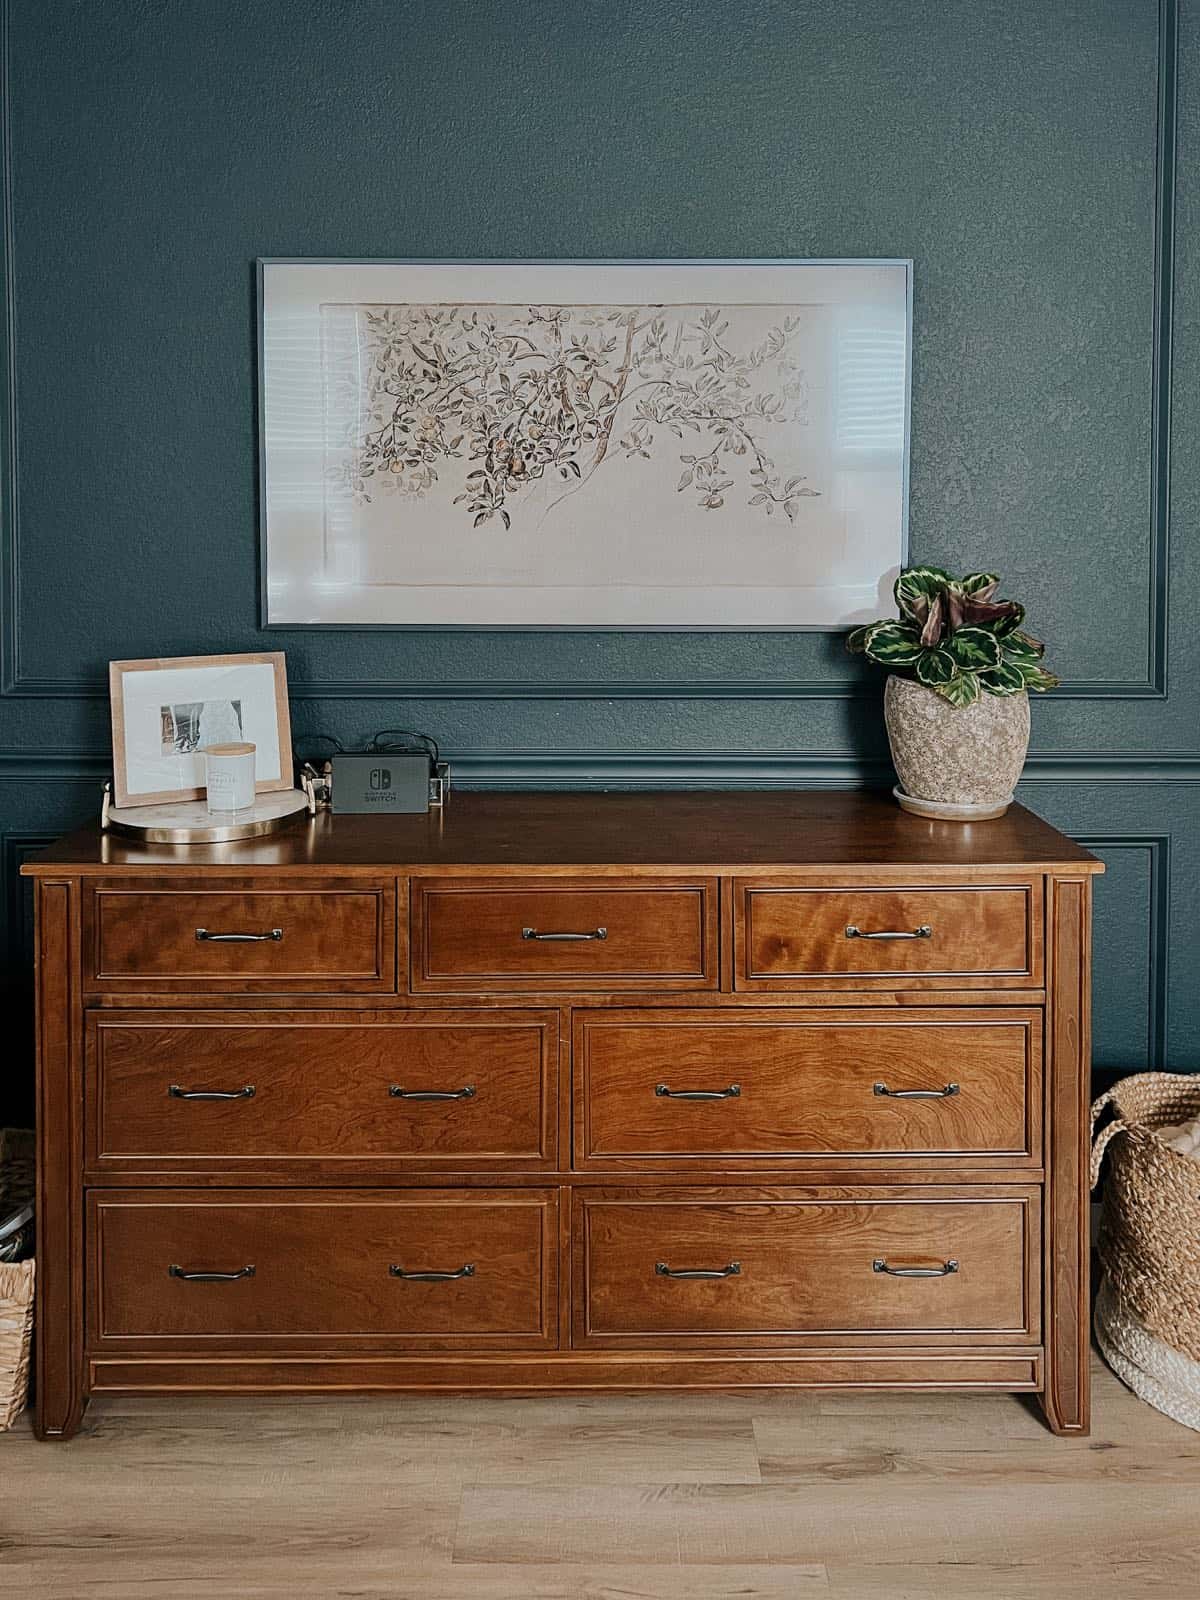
[25,790,1101,875]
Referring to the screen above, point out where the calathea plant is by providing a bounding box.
[846,568,1058,708]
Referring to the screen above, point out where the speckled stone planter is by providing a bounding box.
[884,674,1030,820]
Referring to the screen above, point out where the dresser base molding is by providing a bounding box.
[88,1349,1043,1397]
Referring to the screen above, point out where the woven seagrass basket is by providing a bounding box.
[0,1127,34,1429]
[1091,1073,1200,1429]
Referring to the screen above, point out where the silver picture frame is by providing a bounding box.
[257,258,912,632]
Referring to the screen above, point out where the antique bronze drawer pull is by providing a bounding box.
[168,1084,256,1101]
[521,927,608,942]
[389,1263,476,1282]
[845,924,932,941]
[873,1081,959,1100]
[195,927,284,944]
[655,1083,741,1100]
[389,1085,477,1101]
[872,1258,959,1278]
[168,1264,256,1282]
[655,1260,742,1280]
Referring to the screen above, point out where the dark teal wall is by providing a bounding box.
[1,0,1195,1120]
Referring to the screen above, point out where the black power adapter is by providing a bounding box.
[298,730,448,814]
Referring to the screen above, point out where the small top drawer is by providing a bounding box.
[411,878,718,992]
[85,880,396,992]
[736,881,1040,990]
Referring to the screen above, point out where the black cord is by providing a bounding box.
[293,732,346,764]
[295,729,440,769]
[367,728,440,767]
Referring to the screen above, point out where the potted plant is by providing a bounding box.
[847,567,1058,819]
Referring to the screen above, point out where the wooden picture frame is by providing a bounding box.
[109,652,293,809]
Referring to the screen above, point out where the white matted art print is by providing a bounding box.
[259,259,911,628]
[109,652,293,808]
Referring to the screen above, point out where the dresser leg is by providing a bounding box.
[34,1388,88,1441]
[1038,1375,1088,1436]
[32,879,88,1442]
[1040,875,1093,1437]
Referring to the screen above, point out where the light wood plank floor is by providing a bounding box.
[2,1356,1198,1599]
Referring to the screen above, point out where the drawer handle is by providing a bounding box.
[389,1262,476,1281]
[168,1084,256,1101]
[389,1084,477,1101]
[655,1260,742,1280]
[872,1257,959,1278]
[168,1264,256,1282]
[195,927,284,944]
[845,924,932,941]
[655,1083,741,1101]
[521,926,608,942]
[873,1081,959,1100]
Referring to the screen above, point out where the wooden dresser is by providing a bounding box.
[23,791,1101,1439]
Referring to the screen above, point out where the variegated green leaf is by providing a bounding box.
[1018,663,1060,693]
[936,672,982,708]
[861,622,923,665]
[980,661,1026,696]
[915,647,957,686]
[959,572,1000,600]
[988,601,1025,635]
[845,624,874,654]
[1002,630,1045,664]
[945,626,1002,670]
[893,567,950,622]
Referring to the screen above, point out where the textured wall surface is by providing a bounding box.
[1,0,1194,1121]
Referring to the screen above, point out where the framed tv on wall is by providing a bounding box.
[258,258,912,629]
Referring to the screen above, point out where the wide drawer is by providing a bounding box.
[736,880,1040,989]
[84,880,396,993]
[86,1010,558,1171]
[574,1009,1040,1168]
[575,1188,1039,1345]
[411,877,718,991]
[88,1188,557,1348]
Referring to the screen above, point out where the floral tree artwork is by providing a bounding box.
[329,303,821,533]
[261,260,911,626]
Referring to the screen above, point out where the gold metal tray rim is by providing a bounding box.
[102,789,312,844]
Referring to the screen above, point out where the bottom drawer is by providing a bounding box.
[89,1188,558,1349]
[576,1188,1039,1346]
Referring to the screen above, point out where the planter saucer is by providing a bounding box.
[893,785,1013,822]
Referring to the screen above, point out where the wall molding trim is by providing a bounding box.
[0,672,1179,703]
[0,0,1179,704]
[1145,0,1178,700]
[1075,832,1170,1071]
[0,826,49,963]
[0,0,17,702]
[4,748,1200,789]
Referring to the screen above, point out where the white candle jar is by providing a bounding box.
[204,742,257,812]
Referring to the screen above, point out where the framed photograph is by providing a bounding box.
[109,652,294,808]
[259,258,911,629]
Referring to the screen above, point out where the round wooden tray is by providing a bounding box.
[104,789,312,844]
